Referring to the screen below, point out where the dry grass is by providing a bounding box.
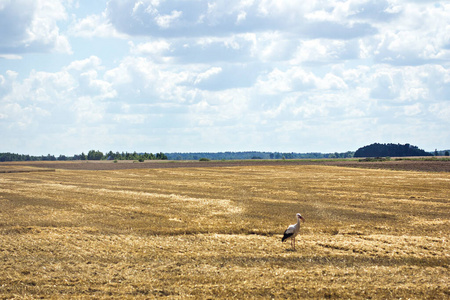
[0,165,449,298]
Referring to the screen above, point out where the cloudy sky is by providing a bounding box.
[1,0,449,155]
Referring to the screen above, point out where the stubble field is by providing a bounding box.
[0,162,449,298]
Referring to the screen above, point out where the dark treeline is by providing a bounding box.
[0,150,355,162]
[166,151,355,160]
[354,143,433,158]
[98,151,168,161]
[0,153,65,162]
[2,145,448,162]
[0,150,168,162]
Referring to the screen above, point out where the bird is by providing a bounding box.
[282,213,305,250]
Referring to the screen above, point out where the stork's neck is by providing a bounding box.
[296,217,301,226]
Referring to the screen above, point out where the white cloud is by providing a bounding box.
[0,56,116,133]
[0,54,22,60]
[194,67,222,84]
[113,114,147,124]
[370,2,450,65]
[254,66,350,95]
[403,103,422,116]
[429,102,450,122]
[0,0,72,54]
[291,39,361,64]
[78,70,117,100]
[71,96,105,123]
[68,1,450,68]
[66,55,102,72]
[98,0,379,39]
[128,40,172,63]
[69,12,129,39]
[155,10,182,28]
[104,56,176,100]
[370,71,398,99]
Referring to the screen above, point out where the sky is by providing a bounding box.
[1,0,449,156]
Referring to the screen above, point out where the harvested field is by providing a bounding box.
[0,163,449,298]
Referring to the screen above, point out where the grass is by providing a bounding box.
[0,165,449,298]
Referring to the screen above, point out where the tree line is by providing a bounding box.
[0,150,168,162]
[1,145,448,162]
[0,150,356,162]
[79,150,168,161]
[166,151,355,160]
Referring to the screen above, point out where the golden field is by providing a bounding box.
[0,163,449,299]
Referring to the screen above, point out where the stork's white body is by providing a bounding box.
[282,213,304,250]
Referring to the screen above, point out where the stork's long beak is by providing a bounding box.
[300,216,305,222]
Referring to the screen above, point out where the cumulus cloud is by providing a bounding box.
[0,0,72,54]
[69,12,129,39]
[1,56,112,129]
[194,67,222,85]
[67,0,450,69]
[128,40,173,63]
[371,2,450,65]
[97,0,382,39]
[66,55,103,72]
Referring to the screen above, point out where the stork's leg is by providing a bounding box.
[293,237,295,250]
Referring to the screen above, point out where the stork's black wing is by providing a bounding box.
[282,230,294,242]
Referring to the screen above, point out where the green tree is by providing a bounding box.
[156,152,168,160]
[87,150,103,160]
[106,151,114,160]
[43,154,56,161]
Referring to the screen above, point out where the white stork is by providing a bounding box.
[282,213,305,250]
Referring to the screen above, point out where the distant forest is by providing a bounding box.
[0,150,354,162]
[1,144,448,162]
[0,150,167,162]
[166,151,355,160]
[354,143,434,158]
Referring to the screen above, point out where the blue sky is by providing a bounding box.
[1,0,449,155]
